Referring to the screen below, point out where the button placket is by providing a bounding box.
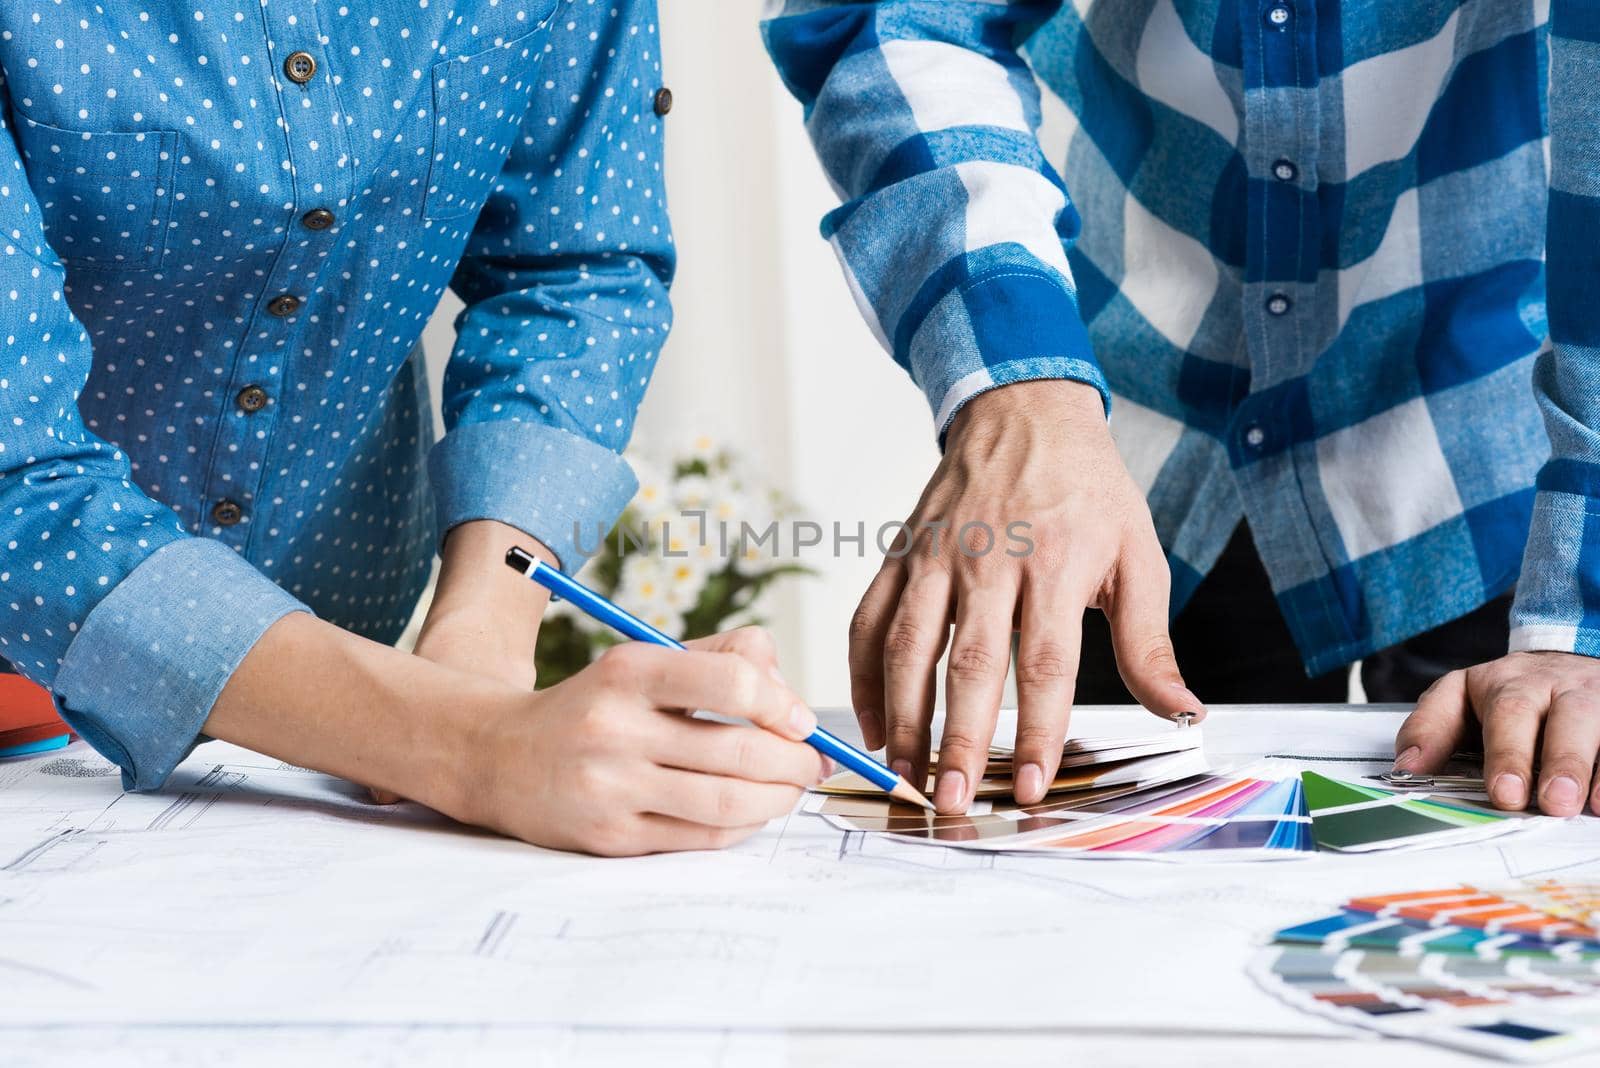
[1239,0,1322,397]
[197,5,351,547]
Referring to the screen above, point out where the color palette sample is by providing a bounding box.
[807,771,1313,858]
[1300,771,1534,852]
[1254,882,1600,1061]
[813,731,1206,800]
[806,734,1543,861]
[806,729,1315,860]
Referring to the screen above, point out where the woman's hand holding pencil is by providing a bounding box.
[457,627,832,855]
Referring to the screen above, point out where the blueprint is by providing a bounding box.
[2,706,1598,1041]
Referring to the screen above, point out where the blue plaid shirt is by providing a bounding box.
[0,0,673,788]
[764,0,1600,674]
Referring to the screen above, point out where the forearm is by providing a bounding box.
[204,611,515,819]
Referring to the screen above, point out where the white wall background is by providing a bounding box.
[418,0,940,706]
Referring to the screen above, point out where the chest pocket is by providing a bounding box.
[12,115,178,271]
[424,26,551,225]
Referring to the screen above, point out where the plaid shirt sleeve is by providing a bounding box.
[1510,3,1600,657]
[761,0,1106,436]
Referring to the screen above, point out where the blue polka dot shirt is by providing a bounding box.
[0,0,675,789]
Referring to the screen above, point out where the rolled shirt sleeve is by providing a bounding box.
[53,540,305,790]
[0,91,310,788]
[429,3,676,568]
[761,0,1105,439]
[1508,4,1600,658]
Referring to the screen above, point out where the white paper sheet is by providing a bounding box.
[1,705,1595,1042]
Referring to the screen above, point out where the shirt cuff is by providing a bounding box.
[52,538,309,791]
[906,267,1110,441]
[1508,488,1600,657]
[428,419,638,570]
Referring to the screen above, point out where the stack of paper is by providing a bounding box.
[1253,882,1600,1061]
[0,675,69,758]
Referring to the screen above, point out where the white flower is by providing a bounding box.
[614,554,668,613]
[627,453,670,516]
[661,554,709,612]
[683,433,719,462]
[673,473,713,510]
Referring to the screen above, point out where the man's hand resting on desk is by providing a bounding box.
[1394,651,1600,817]
[849,380,1206,816]
[205,615,828,855]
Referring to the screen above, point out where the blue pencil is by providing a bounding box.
[505,546,934,810]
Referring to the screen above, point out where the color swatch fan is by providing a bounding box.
[1300,771,1537,852]
[1253,881,1600,1061]
[806,729,1316,861]
[0,675,70,758]
[813,729,1207,800]
[806,746,1542,861]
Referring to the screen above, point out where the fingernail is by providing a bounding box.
[891,758,912,781]
[1543,775,1581,812]
[1016,763,1044,802]
[1490,772,1527,809]
[787,703,817,739]
[1170,683,1205,713]
[816,757,834,784]
[768,664,787,686]
[1391,746,1421,773]
[933,770,967,813]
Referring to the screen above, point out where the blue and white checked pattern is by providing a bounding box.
[764,0,1586,675]
[0,0,673,788]
[1521,4,1600,658]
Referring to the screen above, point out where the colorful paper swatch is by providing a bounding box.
[1301,771,1537,852]
[1254,882,1600,1061]
[813,730,1204,800]
[0,675,69,758]
[807,740,1543,862]
[806,744,1314,861]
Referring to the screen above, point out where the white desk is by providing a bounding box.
[2,705,1590,1067]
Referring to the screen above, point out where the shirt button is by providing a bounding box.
[1266,293,1292,316]
[236,385,269,413]
[212,500,244,527]
[653,87,673,116]
[1266,5,1291,28]
[1244,425,1266,449]
[1272,159,1298,182]
[284,51,318,85]
[267,294,302,317]
[301,208,336,231]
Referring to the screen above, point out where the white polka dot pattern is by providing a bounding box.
[0,0,675,789]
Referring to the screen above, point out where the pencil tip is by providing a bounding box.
[891,779,936,811]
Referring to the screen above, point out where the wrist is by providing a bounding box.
[426,521,555,638]
[423,685,528,825]
[950,380,1106,438]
